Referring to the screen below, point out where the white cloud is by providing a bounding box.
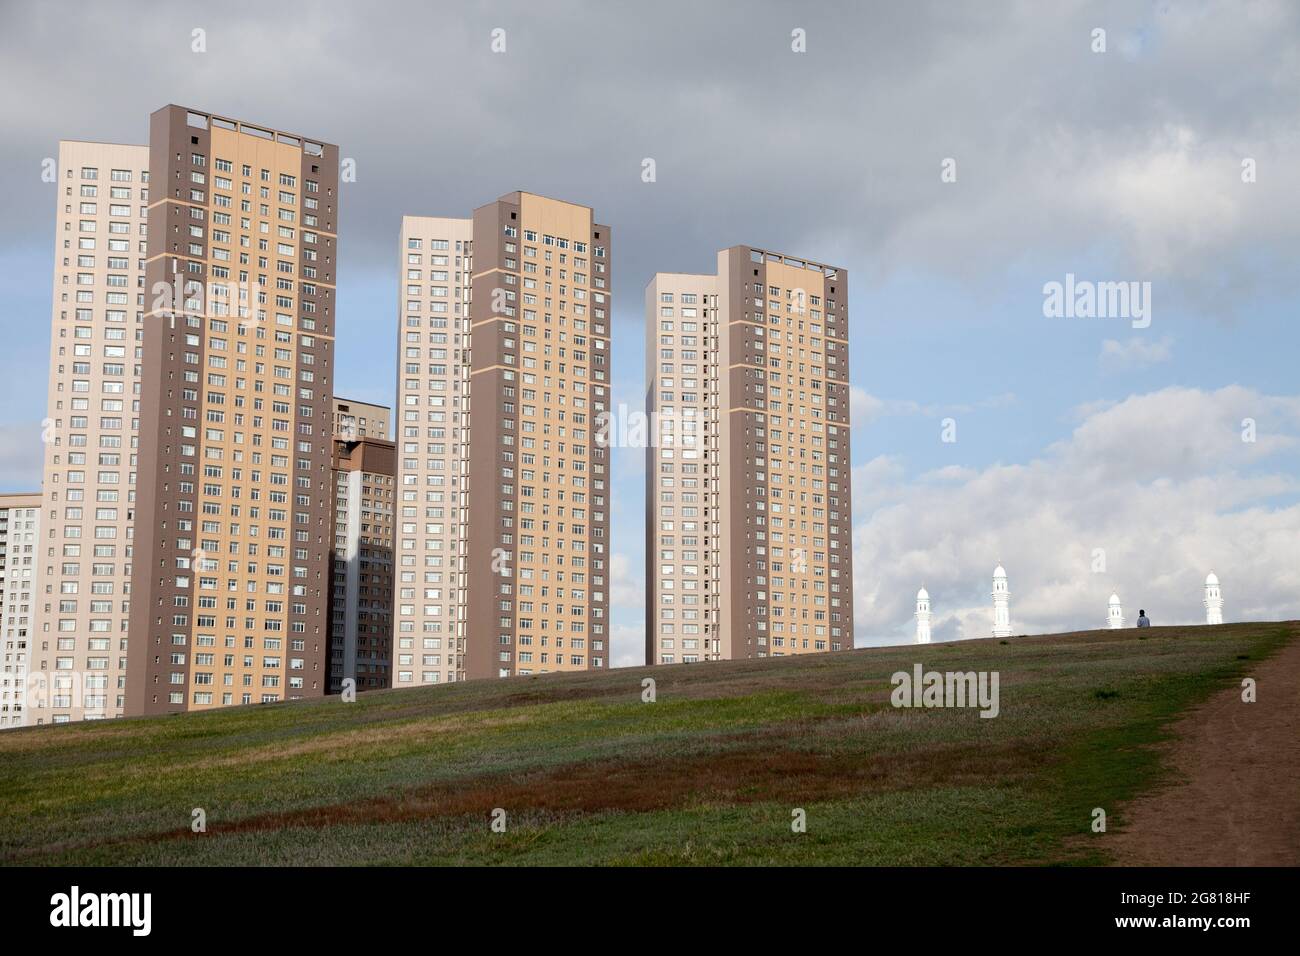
[852,455,908,516]
[849,386,1016,430]
[1078,125,1247,277]
[610,623,646,668]
[850,387,888,426]
[1100,335,1174,372]
[1051,386,1299,480]
[852,386,1300,645]
[609,552,644,610]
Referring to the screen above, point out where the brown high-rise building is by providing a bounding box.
[328,426,395,693]
[332,397,389,440]
[645,247,853,664]
[396,193,611,684]
[127,106,340,715]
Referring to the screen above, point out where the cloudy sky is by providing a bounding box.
[2,0,1297,662]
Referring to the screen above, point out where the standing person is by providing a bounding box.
[1136,609,1150,628]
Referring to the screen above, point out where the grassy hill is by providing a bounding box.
[1,621,1293,866]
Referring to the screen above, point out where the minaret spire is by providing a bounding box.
[915,586,932,644]
[1204,571,1224,625]
[991,564,1012,638]
[1107,592,1124,629]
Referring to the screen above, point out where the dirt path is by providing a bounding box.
[1109,629,1300,865]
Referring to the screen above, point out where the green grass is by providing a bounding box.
[1,621,1292,866]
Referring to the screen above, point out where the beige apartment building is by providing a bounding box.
[328,428,395,693]
[396,192,611,684]
[333,397,389,440]
[395,215,473,685]
[1,493,41,727]
[645,247,853,664]
[33,141,149,723]
[126,105,340,715]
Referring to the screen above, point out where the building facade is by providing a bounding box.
[1,494,42,727]
[645,247,853,664]
[328,432,395,693]
[126,105,340,715]
[333,397,389,440]
[643,270,718,664]
[395,215,474,685]
[396,192,611,684]
[34,141,150,723]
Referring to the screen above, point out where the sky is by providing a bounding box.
[2,0,1297,665]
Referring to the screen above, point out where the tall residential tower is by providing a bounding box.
[328,424,394,693]
[393,215,472,686]
[1,493,41,727]
[645,246,853,664]
[396,193,611,684]
[127,106,340,715]
[33,141,150,723]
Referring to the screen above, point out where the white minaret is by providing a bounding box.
[1204,571,1224,625]
[991,564,1012,638]
[915,586,932,644]
[1107,592,1124,629]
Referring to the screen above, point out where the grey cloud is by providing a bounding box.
[2,0,1298,325]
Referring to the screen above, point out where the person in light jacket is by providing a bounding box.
[1136,609,1150,628]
